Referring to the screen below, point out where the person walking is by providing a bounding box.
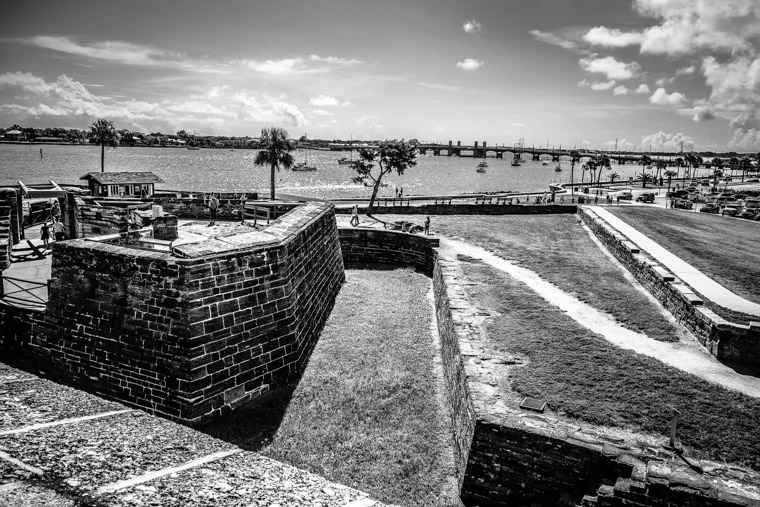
[238,193,247,224]
[424,216,430,235]
[350,204,360,227]
[208,193,219,226]
[40,221,50,249]
[52,217,65,242]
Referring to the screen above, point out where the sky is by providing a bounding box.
[1,0,759,152]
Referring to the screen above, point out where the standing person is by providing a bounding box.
[238,193,247,224]
[350,204,360,227]
[40,221,50,249]
[51,200,61,221]
[424,216,430,235]
[208,193,219,226]
[52,217,65,242]
[399,187,404,199]
[40,148,43,159]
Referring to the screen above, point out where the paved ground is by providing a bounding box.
[0,363,385,507]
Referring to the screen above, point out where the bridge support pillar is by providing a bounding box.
[532,153,540,161]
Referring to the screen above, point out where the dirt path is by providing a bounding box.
[441,238,760,399]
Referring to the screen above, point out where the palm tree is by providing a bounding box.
[569,150,580,198]
[664,170,677,194]
[608,172,620,184]
[88,119,120,172]
[740,156,752,182]
[254,127,295,200]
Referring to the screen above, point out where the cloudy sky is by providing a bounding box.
[1,0,759,151]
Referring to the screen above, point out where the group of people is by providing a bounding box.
[39,200,65,249]
[204,192,259,226]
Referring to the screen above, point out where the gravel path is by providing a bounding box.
[441,238,760,398]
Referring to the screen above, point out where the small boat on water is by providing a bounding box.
[337,157,353,165]
[187,146,200,151]
[555,162,562,172]
[292,162,317,172]
[476,161,488,173]
[542,160,549,166]
[511,160,521,167]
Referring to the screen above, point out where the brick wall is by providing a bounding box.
[335,203,577,216]
[1,202,345,426]
[74,201,131,238]
[578,207,760,364]
[0,189,20,245]
[339,228,439,275]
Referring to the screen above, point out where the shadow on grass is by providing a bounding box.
[200,382,299,452]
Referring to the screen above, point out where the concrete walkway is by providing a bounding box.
[442,238,760,398]
[590,206,760,318]
[0,362,384,507]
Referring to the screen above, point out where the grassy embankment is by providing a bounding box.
[424,213,684,342]
[606,206,760,315]
[205,268,457,507]
[461,256,760,471]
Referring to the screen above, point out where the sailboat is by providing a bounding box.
[293,135,317,172]
[555,158,562,172]
[511,138,523,166]
[338,135,355,164]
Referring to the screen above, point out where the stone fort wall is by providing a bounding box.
[0,202,345,426]
[578,207,760,365]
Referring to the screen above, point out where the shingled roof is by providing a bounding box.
[79,172,164,184]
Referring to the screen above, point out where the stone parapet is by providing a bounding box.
[335,203,577,216]
[578,206,760,364]
[1,202,345,426]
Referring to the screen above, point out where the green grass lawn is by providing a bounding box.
[204,268,457,507]
[461,258,760,471]
[418,213,683,342]
[606,206,760,308]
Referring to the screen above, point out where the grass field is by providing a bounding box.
[606,206,760,307]
[204,268,457,507]
[419,213,684,342]
[461,258,760,471]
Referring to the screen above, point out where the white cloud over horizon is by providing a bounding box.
[463,20,482,34]
[456,59,484,71]
[640,131,695,151]
[579,56,641,81]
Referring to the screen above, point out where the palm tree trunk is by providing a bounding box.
[270,162,276,200]
[101,143,105,172]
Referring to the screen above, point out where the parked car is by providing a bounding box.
[673,199,693,210]
[666,190,689,199]
[636,192,656,203]
[747,177,759,183]
[700,203,720,214]
[738,208,758,220]
[722,205,740,217]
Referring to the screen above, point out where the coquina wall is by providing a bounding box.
[336,228,760,507]
[578,207,760,364]
[335,203,577,216]
[0,202,345,425]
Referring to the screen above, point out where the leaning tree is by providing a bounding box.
[88,119,120,172]
[254,127,295,201]
[352,139,418,216]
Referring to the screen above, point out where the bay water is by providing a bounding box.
[1,144,650,199]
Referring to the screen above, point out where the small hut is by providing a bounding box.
[79,172,164,198]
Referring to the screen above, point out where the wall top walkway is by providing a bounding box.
[588,206,760,318]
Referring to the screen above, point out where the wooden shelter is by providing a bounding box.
[79,172,164,198]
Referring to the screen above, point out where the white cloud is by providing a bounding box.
[649,87,687,107]
[702,55,760,130]
[640,131,695,151]
[354,115,385,137]
[636,84,651,94]
[579,56,641,80]
[456,59,484,71]
[309,95,351,107]
[675,65,696,75]
[463,20,482,34]
[582,139,592,145]
[234,93,307,126]
[510,122,525,127]
[613,85,629,95]
[691,106,716,122]
[237,54,361,76]
[190,85,229,100]
[582,27,644,47]
[529,30,585,54]
[311,108,334,117]
[728,128,760,149]
[655,77,673,86]
[590,80,617,91]
[603,138,635,149]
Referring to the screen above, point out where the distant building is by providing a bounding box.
[4,129,26,141]
[79,171,164,198]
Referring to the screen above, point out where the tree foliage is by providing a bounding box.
[254,127,294,200]
[88,118,120,172]
[352,139,418,216]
